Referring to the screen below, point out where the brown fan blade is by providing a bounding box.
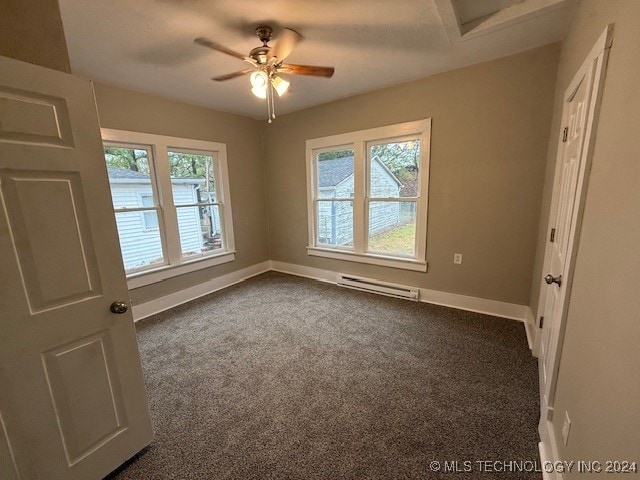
[212,69,254,81]
[195,37,247,61]
[269,28,302,63]
[278,64,335,78]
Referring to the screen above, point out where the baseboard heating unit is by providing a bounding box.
[337,274,420,301]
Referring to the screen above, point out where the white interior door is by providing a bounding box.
[0,56,152,479]
[539,73,592,412]
[537,27,611,426]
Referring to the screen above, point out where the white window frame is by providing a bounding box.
[305,119,431,272]
[102,128,236,288]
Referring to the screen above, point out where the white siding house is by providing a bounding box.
[317,156,402,246]
[107,167,213,271]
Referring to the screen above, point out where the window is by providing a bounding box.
[306,119,430,271]
[139,194,159,230]
[102,129,235,287]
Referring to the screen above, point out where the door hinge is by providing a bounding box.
[539,316,544,328]
[562,127,568,142]
[550,228,556,243]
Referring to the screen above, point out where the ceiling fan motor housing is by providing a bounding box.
[255,25,273,45]
[250,46,270,64]
[252,25,274,64]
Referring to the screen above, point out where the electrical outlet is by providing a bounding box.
[453,253,463,264]
[562,411,571,446]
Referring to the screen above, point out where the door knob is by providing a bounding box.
[110,301,129,314]
[544,274,562,287]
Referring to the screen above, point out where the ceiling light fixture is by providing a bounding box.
[250,71,268,99]
[250,71,268,89]
[195,25,335,123]
[272,75,290,97]
[249,69,290,122]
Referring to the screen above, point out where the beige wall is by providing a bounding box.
[92,83,269,306]
[263,44,560,305]
[530,1,640,473]
[0,0,70,73]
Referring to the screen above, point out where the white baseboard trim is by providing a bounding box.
[270,260,530,322]
[131,261,271,322]
[270,260,338,284]
[525,307,536,352]
[419,288,529,322]
[131,259,534,325]
[539,420,564,480]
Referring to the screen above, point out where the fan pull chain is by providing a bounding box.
[266,78,276,123]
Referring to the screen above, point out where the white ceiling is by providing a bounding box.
[58,0,576,119]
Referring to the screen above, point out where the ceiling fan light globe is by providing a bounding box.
[251,86,267,99]
[250,71,268,88]
[272,76,290,97]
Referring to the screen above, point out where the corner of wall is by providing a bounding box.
[528,43,566,318]
[258,120,273,259]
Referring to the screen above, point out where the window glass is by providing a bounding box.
[168,151,221,259]
[140,194,159,230]
[167,151,217,204]
[369,140,420,198]
[316,148,354,199]
[104,146,165,273]
[177,205,224,258]
[367,201,417,257]
[113,211,164,272]
[105,147,153,208]
[316,200,353,247]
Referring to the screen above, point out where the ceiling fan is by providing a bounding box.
[195,25,335,122]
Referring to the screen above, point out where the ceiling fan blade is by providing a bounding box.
[212,69,254,81]
[278,64,335,78]
[269,28,302,63]
[194,37,248,61]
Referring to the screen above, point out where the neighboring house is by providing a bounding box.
[107,167,219,271]
[317,156,402,245]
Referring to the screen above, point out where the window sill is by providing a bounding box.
[307,247,427,272]
[126,251,236,289]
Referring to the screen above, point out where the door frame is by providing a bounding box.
[536,25,612,478]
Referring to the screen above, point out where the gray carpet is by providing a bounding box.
[107,272,540,479]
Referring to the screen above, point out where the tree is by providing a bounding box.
[371,141,420,175]
[104,148,215,180]
[104,147,149,173]
[318,149,353,161]
[167,152,212,178]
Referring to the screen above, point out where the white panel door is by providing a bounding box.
[0,56,152,479]
[539,70,593,415]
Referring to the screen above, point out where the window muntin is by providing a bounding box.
[306,120,430,271]
[102,130,235,281]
